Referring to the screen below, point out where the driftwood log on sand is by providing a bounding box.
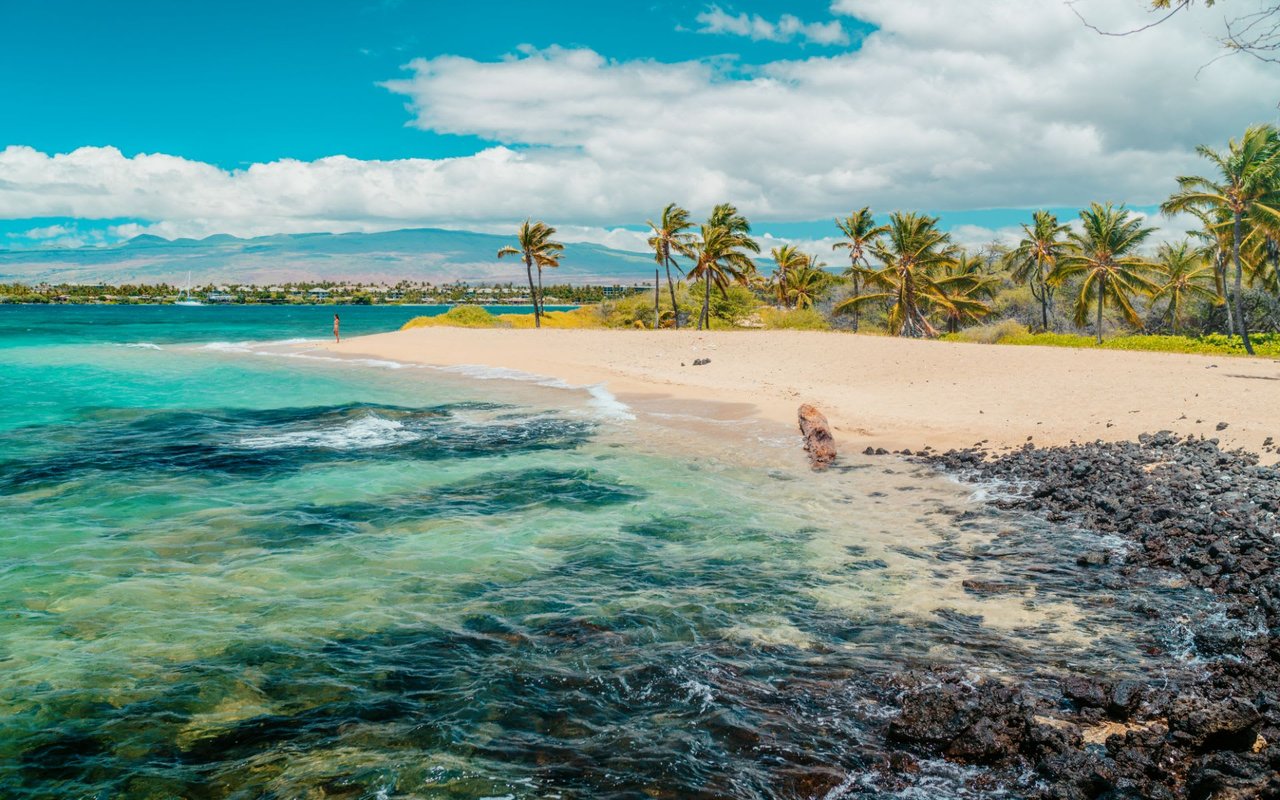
[798,404,837,469]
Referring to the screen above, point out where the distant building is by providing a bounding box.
[307,288,331,298]
[602,284,647,299]
[207,292,235,303]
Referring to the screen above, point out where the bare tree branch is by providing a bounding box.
[1065,0,1193,37]
[1072,0,1280,67]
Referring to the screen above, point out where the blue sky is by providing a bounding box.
[0,1,1272,252]
[1,1,863,168]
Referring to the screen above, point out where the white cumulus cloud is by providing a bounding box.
[695,6,851,46]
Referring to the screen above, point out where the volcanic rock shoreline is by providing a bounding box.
[878,433,1280,800]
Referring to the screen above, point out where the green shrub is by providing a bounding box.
[601,292,671,329]
[708,284,763,326]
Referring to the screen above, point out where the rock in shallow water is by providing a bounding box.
[797,404,836,470]
[887,434,1280,799]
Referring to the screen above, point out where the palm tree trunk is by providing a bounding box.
[1096,275,1105,345]
[536,266,545,320]
[525,255,540,329]
[1219,263,1234,336]
[850,273,860,332]
[654,268,659,330]
[700,276,711,331]
[1232,210,1254,355]
[664,246,679,329]
[902,277,924,338]
[1040,269,1050,332]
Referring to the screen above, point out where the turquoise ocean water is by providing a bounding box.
[0,306,1217,799]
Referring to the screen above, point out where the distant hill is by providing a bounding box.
[0,228,660,286]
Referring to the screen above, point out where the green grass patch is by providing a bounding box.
[945,323,1280,357]
[758,307,831,330]
[402,305,607,330]
[402,306,501,329]
[946,319,1029,344]
[496,306,606,329]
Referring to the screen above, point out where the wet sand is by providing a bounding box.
[323,327,1280,462]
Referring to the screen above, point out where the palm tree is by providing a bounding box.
[1050,203,1160,344]
[1152,241,1220,334]
[832,208,889,331]
[783,263,829,310]
[935,253,1001,334]
[834,212,960,338]
[1162,124,1280,355]
[1005,211,1071,332]
[688,204,759,330]
[647,203,695,329]
[769,244,808,308]
[1188,208,1237,336]
[497,220,563,329]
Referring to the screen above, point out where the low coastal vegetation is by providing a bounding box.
[452,123,1280,357]
[403,305,603,330]
[946,322,1280,357]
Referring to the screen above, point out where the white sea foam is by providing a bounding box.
[252,350,411,369]
[437,364,634,420]
[200,345,627,417]
[119,342,163,350]
[238,414,421,450]
[195,338,412,370]
[585,383,634,420]
[437,363,570,388]
[200,341,253,353]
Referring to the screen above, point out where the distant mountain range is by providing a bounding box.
[0,228,661,286]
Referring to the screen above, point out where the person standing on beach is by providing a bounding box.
[333,313,340,343]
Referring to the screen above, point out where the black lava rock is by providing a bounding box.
[1169,696,1261,752]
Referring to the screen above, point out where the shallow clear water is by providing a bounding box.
[0,306,1225,799]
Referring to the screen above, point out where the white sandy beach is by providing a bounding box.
[324,328,1280,462]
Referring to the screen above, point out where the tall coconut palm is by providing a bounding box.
[647,203,695,329]
[834,212,960,338]
[497,220,563,329]
[769,244,808,308]
[1162,124,1280,355]
[688,204,759,330]
[1005,211,1071,332]
[832,208,889,331]
[1050,203,1160,344]
[1152,241,1220,334]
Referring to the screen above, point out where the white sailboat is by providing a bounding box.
[175,272,203,306]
